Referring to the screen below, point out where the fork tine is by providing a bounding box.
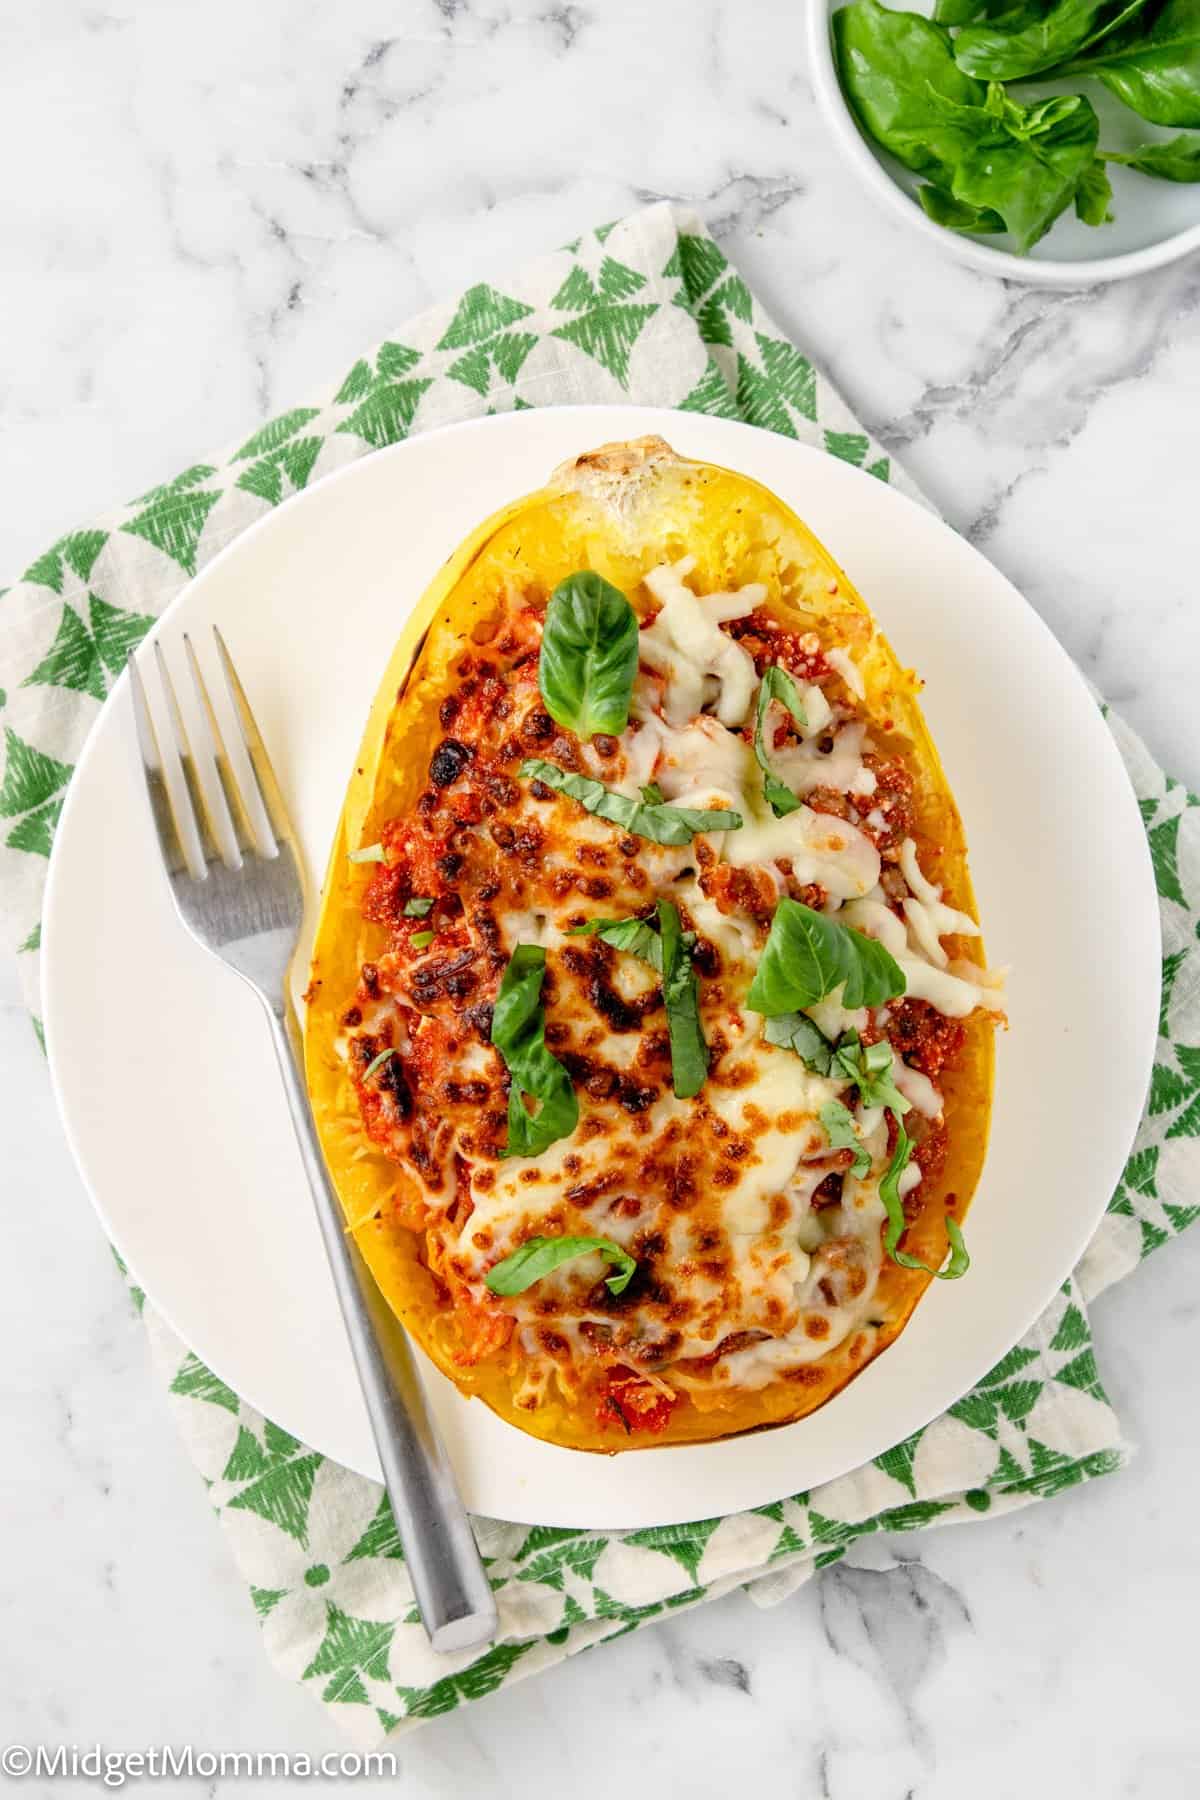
[212,624,292,857]
[128,649,193,879]
[183,632,253,865]
[153,640,228,874]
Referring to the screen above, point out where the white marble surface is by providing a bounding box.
[2,0,1198,1792]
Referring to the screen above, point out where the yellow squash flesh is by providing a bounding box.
[304,437,994,1452]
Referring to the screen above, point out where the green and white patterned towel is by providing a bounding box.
[3,202,1196,1745]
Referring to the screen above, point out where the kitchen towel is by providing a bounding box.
[3,202,1195,1744]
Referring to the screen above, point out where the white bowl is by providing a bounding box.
[808,0,1200,285]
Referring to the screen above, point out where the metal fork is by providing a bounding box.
[129,627,497,1656]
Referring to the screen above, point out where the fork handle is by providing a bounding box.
[266,1003,499,1657]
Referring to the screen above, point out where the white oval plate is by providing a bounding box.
[43,405,1158,1527]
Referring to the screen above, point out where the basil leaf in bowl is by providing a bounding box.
[954,0,1151,81]
[1050,0,1200,128]
[1104,133,1200,176]
[833,3,1102,251]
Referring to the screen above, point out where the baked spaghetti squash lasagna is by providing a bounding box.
[305,437,1003,1450]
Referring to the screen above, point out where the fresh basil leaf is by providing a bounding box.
[918,185,1007,231]
[1050,0,1200,127]
[349,842,385,864]
[820,1100,872,1178]
[833,0,990,185]
[1104,131,1200,176]
[936,0,1052,22]
[954,0,1150,81]
[519,758,742,845]
[879,1121,970,1278]
[641,782,665,805]
[361,1047,396,1082]
[754,665,808,818]
[569,915,663,968]
[834,2,1101,250]
[410,930,434,949]
[491,944,579,1159]
[1074,157,1115,219]
[658,899,709,1099]
[934,0,988,22]
[764,1011,834,1073]
[747,899,906,1016]
[485,1234,637,1297]
[832,1032,912,1115]
[953,86,1101,251]
[403,895,434,918]
[537,571,640,740]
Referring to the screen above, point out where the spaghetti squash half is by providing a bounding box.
[304,436,1002,1451]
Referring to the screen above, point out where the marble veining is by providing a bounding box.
[2,0,1198,1792]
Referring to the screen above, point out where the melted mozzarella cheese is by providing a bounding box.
[899,957,1003,1018]
[634,700,881,899]
[843,889,1002,1019]
[892,1058,943,1119]
[724,805,881,897]
[655,712,757,809]
[800,682,833,737]
[457,1018,865,1361]
[899,838,981,969]
[772,720,868,797]
[838,896,907,954]
[641,557,760,727]
[826,645,865,699]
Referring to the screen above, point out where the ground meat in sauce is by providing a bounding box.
[887,999,966,1078]
[862,755,913,850]
[805,786,852,821]
[700,861,777,926]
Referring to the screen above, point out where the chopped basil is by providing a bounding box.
[410,929,435,949]
[519,758,742,845]
[490,944,579,1159]
[571,904,708,1098]
[761,980,965,1274]
[569,914,663,968]
[349,842,385,864]
[879,1120,970,1279]
[747,899,906,1014]
[403,895,435,918]
[485,1233,637,1297]
[942,1218,971,1278]
[753,665,808,818]
[640,782,665,805]
[764,1010,834,1073]
[766,1016,914,1127]
[819,1100,872,1177]
[658,898,709,1099]
[360,1046,396,1082]
[832,1032,912,1115]
[537,570,640,739]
